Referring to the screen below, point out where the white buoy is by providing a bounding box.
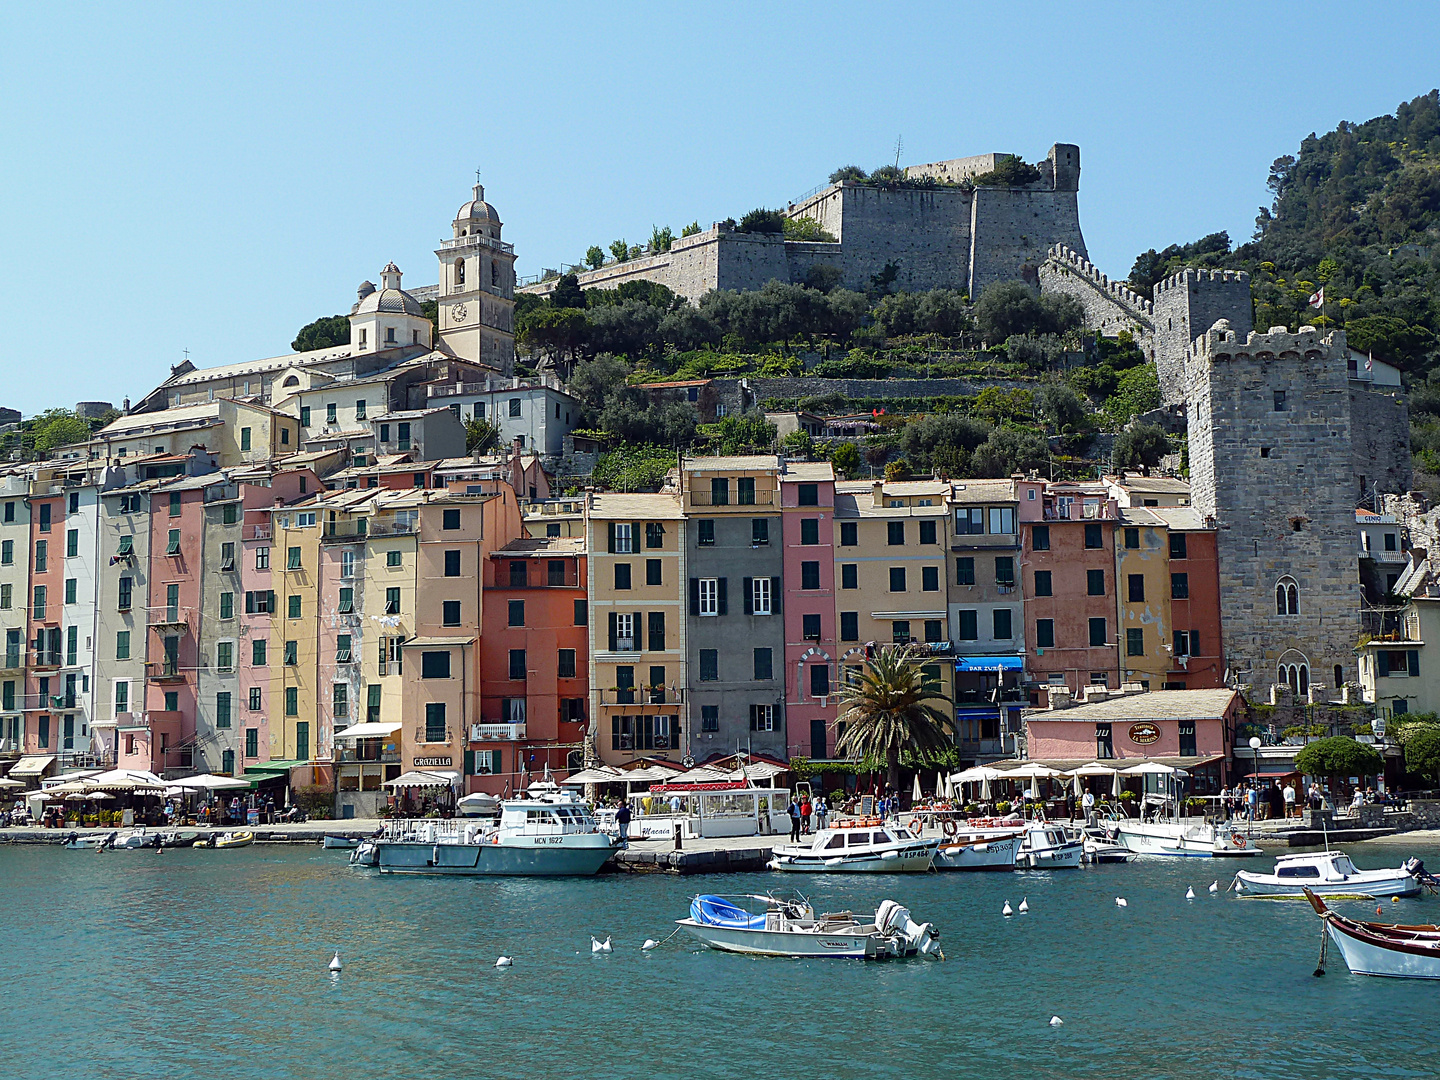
[1049,1016,1064,1027]
[642,939,659,951]
[1115,897,1128,908]
[495,956,513,968]
[1185,887,1195,900]
[1018,897,1029,914]
[1002,901,1014,917]
[1208,880,1219,894]
[591,936,612,953]
[328,952,342,972]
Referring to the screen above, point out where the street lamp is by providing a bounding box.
[1248,736,1262,834]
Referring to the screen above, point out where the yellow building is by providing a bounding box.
[269,498,324,761]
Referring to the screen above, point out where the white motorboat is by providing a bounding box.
[768,821,938,873]
[933,828,1022,871]
[111,829,157,849]
[61,831,112,850]
[1236,851,1424,897]
[322,834,362,849]
[1074,825,1136,864]
[369,782,614,876]
[1307,889,1440,979]
[1110,816,1263,858]
[677,893,942,959]
[1015,823,1084,868]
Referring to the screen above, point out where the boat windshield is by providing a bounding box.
[1276,864,1321,879]
[822,834,846,850]
[848,832,872,846]
[1333,855,1358,875]
[874,831,894,844]
[891,829,912,840]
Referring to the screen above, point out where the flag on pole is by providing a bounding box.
[1366,352,1373,372]
[1308,287,1325,309]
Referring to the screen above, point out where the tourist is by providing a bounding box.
[1245,784,1257,822]
[1082,788,1095,824]
[615,802,632,846]
[787,798,802,842]
[813,795,828,831]
[800,794,812,834]
[1283,782,1296,819]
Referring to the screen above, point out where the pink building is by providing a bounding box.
[779,463,837,760]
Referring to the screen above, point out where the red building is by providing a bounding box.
[478,536,589,794]
[1154,508,1225,690]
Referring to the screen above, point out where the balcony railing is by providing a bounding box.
[244,524,271,541]
[321,528,369,544]
[145,606,194,628]
[688,490,774,507]
[334,746,401,764]
[500,570,582,589]
[598,688,684,706]
[413,726,452,745]
[1043,503,1109,521]
[470,722,526,741]
[369,520,420,536]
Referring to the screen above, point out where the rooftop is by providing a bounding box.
[589,492,684,520]
[681,455,778,472]
[494,536,587,555]
[1030,688,1239,723]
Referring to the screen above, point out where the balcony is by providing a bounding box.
[1043,502,1110,521]
[335,746,401,764]
[689,489,774,507]
[322,526,369,544]
[145,606,194,629]
[470,722,526,741]
[244,524,271,541]
[369,520,420,537]
[500,569,581,589]
[31,650,62,671]
[412,726,453,745]
[598,688,684,706]
[149,662,186,682]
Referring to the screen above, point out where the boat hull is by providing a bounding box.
[1237,871,1420,897]
[1113,823,1262,858]
[934,836,1019,871]
[1326,920,1440,979]
[375,838,614,876]
[767,852,934,873]
[1015,843,1084,869]
[323,835,362,849]
[678,919,879,957]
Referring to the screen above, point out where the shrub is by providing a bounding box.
[738,208,785,234]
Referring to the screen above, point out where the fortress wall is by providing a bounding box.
[968,186,1086,296]
[818,185,973,294]
[1038,244,1153,340]
[1350,387,1413,496]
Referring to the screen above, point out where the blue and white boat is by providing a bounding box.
[677,893,943,959]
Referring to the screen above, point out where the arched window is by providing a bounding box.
[283,374,300,388]
[1278,658,1310,697]
[454,258,465,286]
[1275,576,1298,616]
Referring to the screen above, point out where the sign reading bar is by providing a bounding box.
[414,756,453,768]
[1127,723,1160,746]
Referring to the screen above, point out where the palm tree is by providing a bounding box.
[834,644,955,795]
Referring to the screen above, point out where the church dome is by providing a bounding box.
[353,264,423,316]
[457,182,500,225]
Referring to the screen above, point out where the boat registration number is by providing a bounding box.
[533,837,565,844]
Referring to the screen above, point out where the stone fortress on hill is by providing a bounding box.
[524,143,1086,303]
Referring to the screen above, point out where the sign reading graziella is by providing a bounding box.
[1127,723,1160,746]
[414,756,453,768]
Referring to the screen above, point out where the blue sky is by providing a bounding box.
[2,2,1437,415]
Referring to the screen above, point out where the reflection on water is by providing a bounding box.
[3,840,1438,1080]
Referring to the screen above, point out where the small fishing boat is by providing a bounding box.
[768,821,938,873]
[1074,825,1136,864]
[155,831,198,848]
[322,834,362,849]
[1015,823,1084,869]
[111,829,158,849]
[1306,888,1440,979]
[214,831,254,849]
[677,893,942,959]
[932,829,1022,871]
[1237,851,1424,897]
[61,832,112,850]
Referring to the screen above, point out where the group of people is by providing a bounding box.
[785,793,832,841]
[1219,782,1295,821]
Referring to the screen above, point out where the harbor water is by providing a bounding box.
[4,838,1439,1080]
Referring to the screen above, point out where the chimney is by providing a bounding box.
[872,480,885,507]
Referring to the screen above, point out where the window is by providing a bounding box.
[1178,722,1196,757]
[699,650,718,681]
[386,550,401,568]
[696,520,714,547]
[646,559,662,586]
[365,684,381,722]
[442,600,461,626]
[300,405,313,427]
[255,546,269,569]
[1127,574,1144,602]
[1274,390,1287,412]
[737,477,756,505]
[803,562,821,590]
[995,556,1015,587]
[385,588,400,614]
[698,578,719,616]
[504,397,522,419]
[750,704,775,732]
[1123,527,1139,549]
[993,609,1012,640]
[33,540,46,572]
[284,640,298,666]
[397,423,411,451]
[163,529,180,555]
[1035,619,1055,649]
[1084,523,1103,549]
[752,647,774,681]
[64,578,76,605]
[0,583,8,609]
[216,692,232,729]
[647,611,665,651]
[1096,723,1114,760]
[558,649,576,679]
[1089,618,1107,647]
[810,664,830,697]
[955,508,984,535]
[803,614,821,640]
[284,687,298,716]
[840,611,859,641]
[169,492,181,517]
[574,599,587,625]
[66,528,78,558]
[1032,569,1053,597]
[614,563,632,590]
[709,478,730,506]
[1126,628,1144,657]
[1032,525,1050,551]
[1275,577,1299,616]
[444,550,461,577]
[39,504,50,532]
[442,509,461,531]
[285,546,300,570]
[924,619,944,643]
[840,521,857,546]
[336,587,353,615]
[0,540,9,565]
[887,521,905,546]
[424,702,446,742]
[841,564,858,589]
[1,502,9,523]
[918,519,937,545]
[288,595,302,619]
[66,626,77,666]
[116,630,130,660]
[331,682,348,720]
[701,705,719,732]
[794,482,819,507]
[612,522,634,554]
[988,507,1015,534]
[1087,569,1105,596]
[420,651,452,679]
[922,566,939,592]
[956,557,975,586]
[509,649,527,680]
[1171,573,1189,600]
[646,522,665,549]
[244,590,274,614]
[801,518,820,545]
[751,576,771,615]
[33,585,45,621]
[252,639,267,666]
[503,599,524,628]
[217,641,234,671]
[888,567,906,592]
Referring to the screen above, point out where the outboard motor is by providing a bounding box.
[876,900,941,957]
[1404,857,1440,889]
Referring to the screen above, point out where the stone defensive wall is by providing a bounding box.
[1038,243,1153,336]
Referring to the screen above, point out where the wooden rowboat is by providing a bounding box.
[1305,887,1440,979]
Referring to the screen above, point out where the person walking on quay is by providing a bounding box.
[1082,788,1095,825]
[615,802,632,847]
[813,794,828,832]
[1245,784,1257,822]
[1283,782,1296,819]
[787,797,802,842]
[800,794,812,835]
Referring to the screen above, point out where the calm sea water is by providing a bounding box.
[3,838,1439,1080]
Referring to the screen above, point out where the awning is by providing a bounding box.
[384,770,458,789]
[332,722,402,741]
[954,656,1024,672]
[167,773,253,791]
[561,766,626,785]
[8,755,56,778]
[244,759,307,777]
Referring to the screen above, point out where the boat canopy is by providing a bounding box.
[691,895,766,930]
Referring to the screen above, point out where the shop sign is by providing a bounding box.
[414,756,453,767]
[1128,723,1160,745]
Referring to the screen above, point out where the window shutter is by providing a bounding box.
[607,523,616,554]
[266,590,275,613]
[608,612,618,652]
[1189,632,1199,657]
[244,592,255,615]
[742,577,753,615]
[632,522,642,552]
[1377,651,1390,677]
[635,613,643,651]
[770,576,782,613]
[717,577,727,616]
[1410,650,1421,677]
[689,577,699,615]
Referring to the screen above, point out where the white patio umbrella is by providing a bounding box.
[0,777,26,790]
[168,774,252,791]
[66,791,113,801]
[951,766,1003,801]
[1005,763,1065,780]
[911,773,923,802]
[941,773,954,801]
[1121,761,1183,775]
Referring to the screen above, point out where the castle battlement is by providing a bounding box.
[1195,322,1347,362]
[1045,244,1153,315]
[1153,266,1249,295]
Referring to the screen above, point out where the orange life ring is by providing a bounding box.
[1232,833,1247,849]
[942,820,958,838]
[909,817,924,834]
